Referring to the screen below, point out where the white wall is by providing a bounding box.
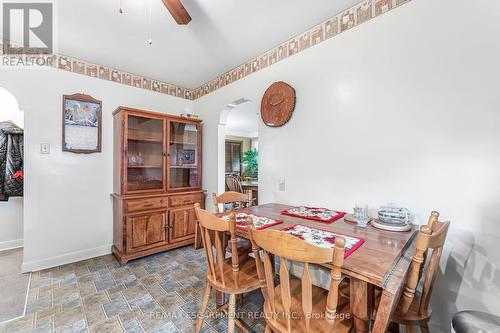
[0,67,193,271]
[225,101,259,138]
[0,197,23,251]
[0,88,24,251]
[194,0,500,330]
[0,87,24,128]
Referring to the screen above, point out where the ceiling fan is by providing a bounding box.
[119,0,191,25]
[161,0,192,25]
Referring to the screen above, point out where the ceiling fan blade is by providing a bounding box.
[161,0,192,25]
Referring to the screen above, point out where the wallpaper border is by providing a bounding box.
[0,0,410,101]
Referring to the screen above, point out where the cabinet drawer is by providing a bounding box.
[169,194,203,207]
[125,198,167,213]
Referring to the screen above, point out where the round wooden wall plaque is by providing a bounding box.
[260,81,296,127]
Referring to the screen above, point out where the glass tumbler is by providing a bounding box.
[354,204,369,228]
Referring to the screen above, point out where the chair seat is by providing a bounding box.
[207,256,261,294]
[452,311,500,333]
[390,291,432,326]
[265,277,353,333]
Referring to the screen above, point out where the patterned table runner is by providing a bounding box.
[281,206,346,223]
[281,224,365,258]
[221,213,283,230]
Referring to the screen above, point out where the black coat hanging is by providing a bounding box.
[0,121,24,199]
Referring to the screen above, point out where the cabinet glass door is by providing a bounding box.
[126,115,164,192]
[169,121,200,189]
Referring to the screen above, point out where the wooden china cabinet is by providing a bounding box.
[112,106,205,264]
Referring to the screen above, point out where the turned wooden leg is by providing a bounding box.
[195,284,211,333]
[406,325,415,333]
[420,324,430,333]
[227,294,236,333]
[350,278,373,333]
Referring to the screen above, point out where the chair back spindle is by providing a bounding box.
[325,236,346,331]
[229,214,240,288]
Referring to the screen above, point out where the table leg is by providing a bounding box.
[372,289,399,333]
[350,278,373,333]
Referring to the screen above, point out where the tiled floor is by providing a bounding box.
[0,246,266,333]
[0,248,30,324]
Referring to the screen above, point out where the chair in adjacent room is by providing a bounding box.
[194,203,261,333]
[246,218,353,333]
[226,175,244,193]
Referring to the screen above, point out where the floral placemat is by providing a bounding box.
[281,224,365,258]
[220,213,283,230]
[281,206,346,223]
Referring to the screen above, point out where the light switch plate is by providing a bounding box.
[40,143,50,154]
[279,177,286,192]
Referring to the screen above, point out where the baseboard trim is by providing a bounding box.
[0,239,23,252]
[21,244,112,273]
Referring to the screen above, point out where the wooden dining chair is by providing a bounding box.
[211,191,256,307]
[212,191,254,213]
[226,175,244,193]
[246,218,353,333]
[211,190,254,257]
[193,203,261,333]
[387,211,451,333]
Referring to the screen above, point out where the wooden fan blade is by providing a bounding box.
[161,0,192,25]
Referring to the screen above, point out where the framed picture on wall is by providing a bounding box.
[62,93,102,153]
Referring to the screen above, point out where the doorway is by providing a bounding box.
[0,87,28,324]
[218,99,259,203]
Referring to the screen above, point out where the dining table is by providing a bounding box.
[240,180,258,190]
[215,203,418,333]
[240,180,258,205]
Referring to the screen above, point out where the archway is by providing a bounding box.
[0,87,23,128]
[217,98,259,196]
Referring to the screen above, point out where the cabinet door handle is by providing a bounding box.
[144,203,154,208]
[164,225,172,229]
